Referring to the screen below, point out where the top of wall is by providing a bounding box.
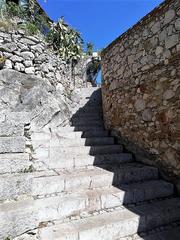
[101,0,172,57]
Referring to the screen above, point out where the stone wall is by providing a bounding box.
[101,0,180,179]
[0,29,75,88]
[0,28,99,130]
[0,111,33,176]
[0,28,93,89]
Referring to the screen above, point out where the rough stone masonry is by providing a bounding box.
[101,0,180,180]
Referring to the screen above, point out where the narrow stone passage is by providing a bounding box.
[1,87,180,240]
[33,87,180,239]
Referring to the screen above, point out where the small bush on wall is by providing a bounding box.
[47,17,83,63]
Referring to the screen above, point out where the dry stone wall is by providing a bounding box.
[0,28,87,89]
[0,28,73,87]
[101,0,180,179]
[0,111,33,176]
[0,28,98,130]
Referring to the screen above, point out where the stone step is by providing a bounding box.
[0,136,26,153]
[0,170,56,201]
[0,122,24,137]
[62,137,114,147]
[1,192,178,239]
[53,145,123,156]
[134,225,180,240]
[0,153,31,174]
[32,178,173,204]
[36,162,158,188]
[34,145,125,169]
[41,153,133,169]
[33,137,114,147]
[71,112,103,119]
[32,129,109,140]
[0,164,160,200]
[79,103,102,108]
[70,120,104,127]
[57,125,105,132]
[77,106,103,114]
[57,164,159,187]
[82,129,109,138]
[37,198,180,240]
[71,116,103,124]
[57,128,109,138]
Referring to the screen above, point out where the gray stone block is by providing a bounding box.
[0,137,26,153]
[0,153,30,174]
[0,122,24,137]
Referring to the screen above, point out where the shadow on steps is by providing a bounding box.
[70,87,180,240]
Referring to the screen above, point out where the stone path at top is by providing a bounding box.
[1,87,180,240]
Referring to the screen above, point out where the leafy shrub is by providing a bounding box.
[86,42,94,56]
[5,2,27,19]
[4,237,11,240]
[47,18,83,62]
[0,55,6,63]
[24,22,39,35]
[21,165,35,173]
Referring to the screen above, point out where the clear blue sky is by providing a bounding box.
[38,0,164,51]
[38,0,164,83]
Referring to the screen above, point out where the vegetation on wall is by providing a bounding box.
[0,1,50,34]
[86,42,94,56]
[0,1,101,83]
[47,17,83,63]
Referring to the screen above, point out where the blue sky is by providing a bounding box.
[38,0,164,83]
[38,0,164,51]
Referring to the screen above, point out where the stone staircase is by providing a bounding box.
[1,87,180,240]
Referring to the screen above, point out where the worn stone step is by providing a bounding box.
[57,128,109,138]
[130,197,180,232]
[0,136,26,153]
[2,193,179,239]
[33,179,173,205]
[58,164,159,188]
[58,125,105,132]
[0,164,160,200]
[34,145,124,169]
[0,170,56,201]
[71,117,103,125]
[71,112,103,119]
[37,198,180,240]
[53,145,123,156]
[33,163,158,191]
[71,120,104,127]
[0,195,88,239]
[82,129,109,138]
[0,153,31,174]
[33,137,114,147]
[134,225,180,240]
[0,122,24,137]
[40,153,133,169]
[77,106,102,114]
[32,129,109,140]
[77,103,102,109]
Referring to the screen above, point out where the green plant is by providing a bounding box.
[4,237,11,240]
[0,55,6,63]
[24,22,39,35]
[5,2,27,19]
[0,1,50,35]
[47,17,83,62]
[21,165,35,173]
[86,42,94,56]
